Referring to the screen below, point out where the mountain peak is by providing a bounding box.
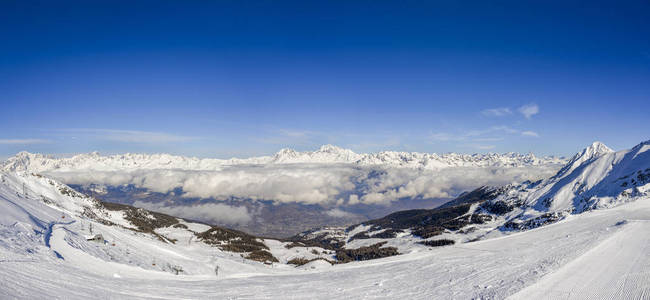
[3,146,567,172]
[583,141,613,157]
[275,148,298,155]
[632,139,650,150]
[318,144,347,153]
[550,141,613,181]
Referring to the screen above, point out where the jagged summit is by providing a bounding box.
[568,141,614,167]
[551,141,613,180]
[631,139,650,152]
[580,141,613,158]
[270,145,361,163]
[317,144,348,153]
[487,140,649,216]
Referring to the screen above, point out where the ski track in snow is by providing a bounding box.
[44,220,75,248]
[510,220,650,300]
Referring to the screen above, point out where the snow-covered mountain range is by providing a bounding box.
[1,146,567,237]
[2,144,566,172]
[491,140,649,219]
[1,140,649,299]
[296,140,650,249]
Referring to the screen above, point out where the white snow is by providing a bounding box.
[1,141,649,299]
[2,187,649,299]
[0,147,565,208]
[512,219,650,299]
[2,145,565,173]
[488,140,650,221]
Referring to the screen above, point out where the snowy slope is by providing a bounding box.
[511,218,650,300]
[1,181,649,299]
[0,171,335,277]
[293,141,650,252]
[481,140,650,226]
[1,141,649,299]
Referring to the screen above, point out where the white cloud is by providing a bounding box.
[57,129,198,143]
[278,129,314,138]
[471,144,497,150]
[353,165,559,205]
[481,107,512,117]
[325,208,357,218]
[254,128,329,147]
[0,139,50,145]
[518,104,539,119]
[45,165,358,206]
[433,126,524,144]
[472,137,504,142]
[430,132,463,142]
[43,162,561,208]
[466,126,519,137]
[348,194,360,205]
[521,131,540,137]
[431,126,543,148]
[132,201,252,225]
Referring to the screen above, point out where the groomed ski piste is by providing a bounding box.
[1,141,649,299]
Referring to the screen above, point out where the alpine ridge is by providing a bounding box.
[2,145,566,173]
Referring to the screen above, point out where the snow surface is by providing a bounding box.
[1,177,649,299]
[512,219,650,299]
[486,140,650,227]
[1,141,649,299]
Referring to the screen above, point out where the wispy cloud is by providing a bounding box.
[465,126,519,137]
[431,125,538,146]
[325,208,358,218]
[348,137,401,152]
[430,132,464,142]
[521,131,540,137]
[518,103,539,119]
[276,129,315,138]
[254,128,328,146]
[469,144,496,150]
[472,137,504,142]
[57,129,198,143]
[481,107,512,117]
[432,126,520,142]
[0,139,50,145]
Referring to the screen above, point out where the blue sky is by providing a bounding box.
[1,0,649,158]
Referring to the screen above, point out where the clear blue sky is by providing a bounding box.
[1,0,648,158]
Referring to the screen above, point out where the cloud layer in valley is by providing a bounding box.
[132,201,253,225]
[42,163,560,207]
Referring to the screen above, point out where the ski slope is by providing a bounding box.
[1,188,649,299]
[512,219,650,300]
[1,141,650,299]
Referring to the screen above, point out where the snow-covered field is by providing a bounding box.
[1,172,649,299]
[1,141,649,299]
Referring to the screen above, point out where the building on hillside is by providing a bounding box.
[86,234,104,243]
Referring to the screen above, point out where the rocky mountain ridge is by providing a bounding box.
[3,145,566,173]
